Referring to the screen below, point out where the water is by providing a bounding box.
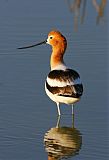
[0,0,108,159]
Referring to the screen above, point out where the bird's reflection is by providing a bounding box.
[44,116,82,160]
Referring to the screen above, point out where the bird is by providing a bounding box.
[18,30,83,115]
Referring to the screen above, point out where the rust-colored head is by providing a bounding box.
[46,31,67,70]
[47,30,67,52]
[18,30,67,70]
[18,30,67,52]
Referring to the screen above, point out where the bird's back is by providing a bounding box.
[45,69,83,101]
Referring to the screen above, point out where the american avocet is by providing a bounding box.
[18,30,83,115]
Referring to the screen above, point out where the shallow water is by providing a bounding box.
[0,0,108,160]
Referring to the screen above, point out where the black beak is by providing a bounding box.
[17,40,47,49]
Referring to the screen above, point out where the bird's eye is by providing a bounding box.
[50,36,53,39]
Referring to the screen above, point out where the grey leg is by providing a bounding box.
[72,104,74,115]
[56,115,61,128]
[56,102,61,116]
[72,104,75,128]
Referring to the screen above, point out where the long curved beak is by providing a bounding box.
[17,40,47,49]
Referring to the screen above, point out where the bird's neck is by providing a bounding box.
[50,46,66,70]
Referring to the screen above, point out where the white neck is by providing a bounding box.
[51,63,67,71]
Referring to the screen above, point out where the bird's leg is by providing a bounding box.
[72,104,75,128]
[56,102,61,116]
[72,104,74,115]
[56,115,61,128]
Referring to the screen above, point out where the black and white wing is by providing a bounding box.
[46,69,83,98]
